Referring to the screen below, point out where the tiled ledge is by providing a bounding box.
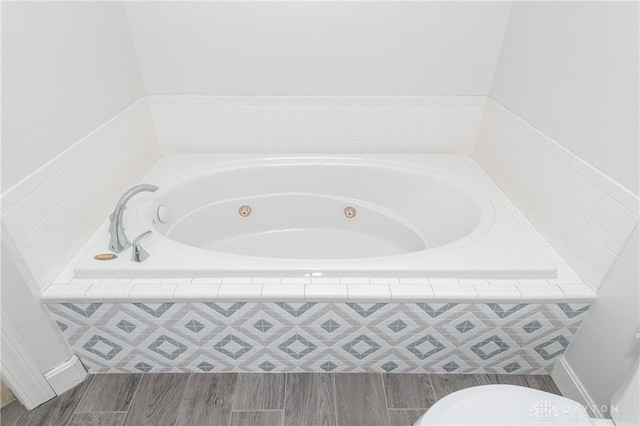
[41,276,596,304]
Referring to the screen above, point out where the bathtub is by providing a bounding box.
[75,154,555,278]
[46,154,596,375]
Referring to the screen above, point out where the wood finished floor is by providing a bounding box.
[1,373,560,426]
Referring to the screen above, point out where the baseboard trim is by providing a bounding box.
[44,355,87,395]
[552,356,601,418]
[1,314,56,409]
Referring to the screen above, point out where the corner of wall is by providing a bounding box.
[472,97,639,414]
[1,97,163,292]
[43,356,87,396]
[472,98,639,292]
[551,357,601,418]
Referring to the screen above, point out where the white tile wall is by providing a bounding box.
[1,98,163,291]
[7,92,628,300]
[474,99,639,290]
[147,96,486,155]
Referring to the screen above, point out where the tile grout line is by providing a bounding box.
[379,372,393,426]
[228,373,240,426]
[116,373,145,425]
[331,373,338,426]
[387,408,429,411]
[282,372,288,423]
[117,375,135,426]
[172,373,193,426]
[63,373,96,426]
[427,373,439,401]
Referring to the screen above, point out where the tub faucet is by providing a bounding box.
[108,184,159,253]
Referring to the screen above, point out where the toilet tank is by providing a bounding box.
[610,359,639,425]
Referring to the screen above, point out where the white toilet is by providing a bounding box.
[415,361,639,425]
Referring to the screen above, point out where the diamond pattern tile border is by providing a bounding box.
[46,302,591,374]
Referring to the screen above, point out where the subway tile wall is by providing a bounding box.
[3,94,636,297]
[147,96,486,155]
[1,99,162,291]
[473,99,639,290]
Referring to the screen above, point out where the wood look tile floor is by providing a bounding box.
[1,373,561,426]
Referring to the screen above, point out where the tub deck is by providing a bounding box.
[73,154,555,278]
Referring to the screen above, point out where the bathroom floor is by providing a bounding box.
[1,373,560,426]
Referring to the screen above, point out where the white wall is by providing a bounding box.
[1,243,72,374]
[490,1,639,194]
[1,2,160,406]
[123,1,511,96]
[564,229,639,412]
[485,1,640,412]
[1,1,145,191]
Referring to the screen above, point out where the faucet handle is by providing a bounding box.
[131,230,152,263]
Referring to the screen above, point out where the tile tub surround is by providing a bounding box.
[474,99,639,290]
[147,96,486,155]
[46,300,591,375]
[39,149,596,376]
[0,98,162,290]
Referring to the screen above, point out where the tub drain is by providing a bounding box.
[238,205,252,218]
[344,206,357,219]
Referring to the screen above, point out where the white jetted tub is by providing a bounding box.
[75,154,555,278]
